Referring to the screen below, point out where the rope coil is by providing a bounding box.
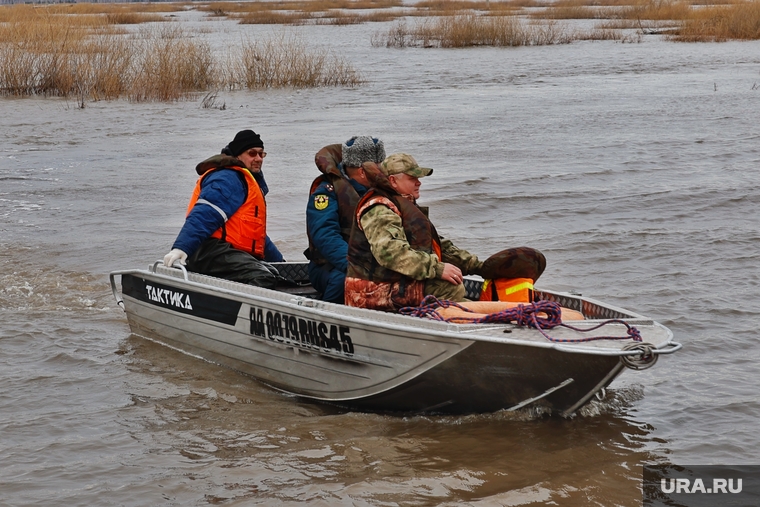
[400,295,642,344]
[620,342,658,370]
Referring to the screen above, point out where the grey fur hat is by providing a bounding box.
[342,136,386,168]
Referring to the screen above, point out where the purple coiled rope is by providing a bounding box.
[399,295,642,343]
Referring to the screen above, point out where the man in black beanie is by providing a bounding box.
[221,130,283,262]
[163,129,281,288]
[225,129,263,157]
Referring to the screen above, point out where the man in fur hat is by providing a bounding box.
[305,136,386,303]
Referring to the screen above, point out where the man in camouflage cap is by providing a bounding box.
[344,153,483,311]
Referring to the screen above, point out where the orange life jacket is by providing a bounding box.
[186,165,266,259]
[479,278,534,303]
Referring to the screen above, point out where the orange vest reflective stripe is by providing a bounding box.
[479,278,534,303]
[186,165,266,259]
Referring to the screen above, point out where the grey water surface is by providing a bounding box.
[1,14,759,507]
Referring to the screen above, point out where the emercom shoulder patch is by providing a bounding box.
[314,194,329,211]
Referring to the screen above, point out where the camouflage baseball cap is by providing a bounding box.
[380,153,433,178]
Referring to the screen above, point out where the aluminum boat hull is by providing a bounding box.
[111,262,679,416]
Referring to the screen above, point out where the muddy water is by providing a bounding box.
[1,14,759,506]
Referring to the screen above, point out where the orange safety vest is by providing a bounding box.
[479,278,534,303]
[186,165,267,259]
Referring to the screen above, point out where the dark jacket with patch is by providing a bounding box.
[306,144,367,271]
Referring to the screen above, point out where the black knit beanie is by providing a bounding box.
[225,130,264,157]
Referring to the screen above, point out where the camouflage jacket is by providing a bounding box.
[346,164,482,283]
[359,206,482,280]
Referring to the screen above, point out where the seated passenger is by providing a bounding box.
[219,136,283,262]
[305,136,386,303]
[345,153,545,312]
[163,129,280,288]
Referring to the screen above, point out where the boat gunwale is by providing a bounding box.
[110,263,677,357]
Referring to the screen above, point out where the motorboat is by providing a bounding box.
[109,261,680,416]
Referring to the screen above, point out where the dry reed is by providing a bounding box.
[201,91,227,110]
[670,1,760,41]
[0,2,183,24]
[370,19,416,47]
[314,10,401,25]
[413,0,489,14]
[0,11,93,96]
[0,14,362,101]
[213,0,405,24]
[105,12,168,25]
[298,0,402,11]
[0,6,109,30]
[413,0,527,12]
[616,0,693,21]
[574,27,644,41]
[3,0,756,103]
[128,25,215,102]
[200,0,401,16]
[48,2,186,15]
[581,28,627,39]
[225,33,362,88]
[373,14,574,47]
[409,0,542,16]
[238,11,313,25]
[535,5,605,19]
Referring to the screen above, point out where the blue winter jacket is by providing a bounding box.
[173,168,283,261]
[306,168,367,272]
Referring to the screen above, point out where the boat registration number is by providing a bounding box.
[249,305,354,356]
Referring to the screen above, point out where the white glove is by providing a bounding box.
[163,248,188,267]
